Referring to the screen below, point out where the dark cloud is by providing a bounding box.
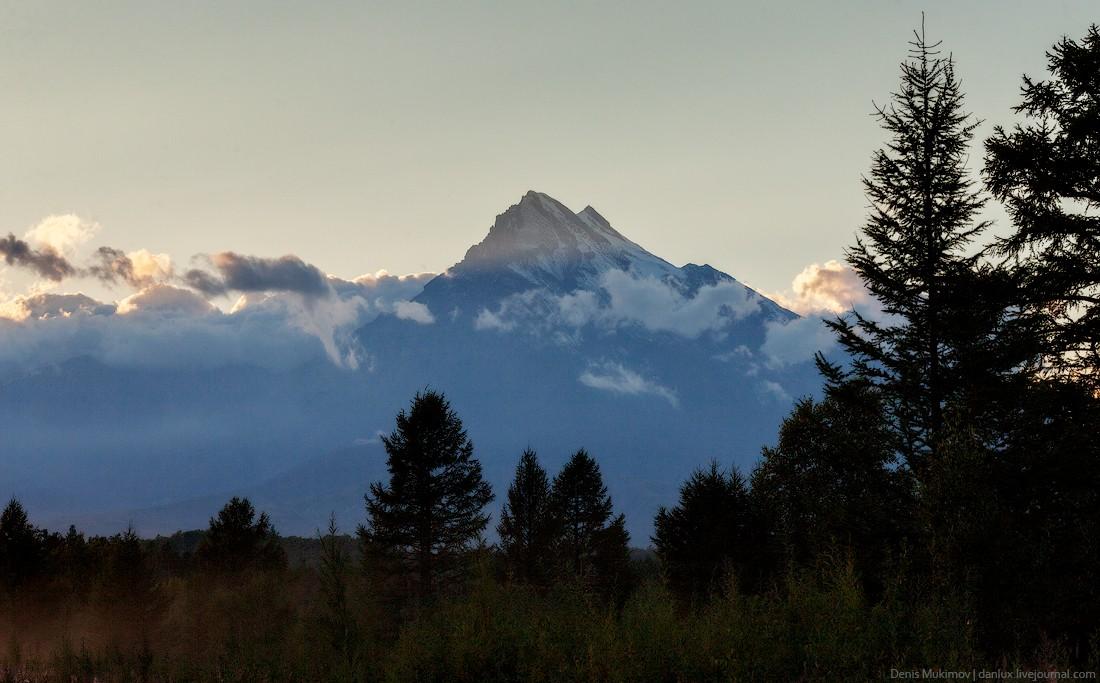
[0,233,77,281]
[183,268,228,297]
[186,252,330,298]
[88,246,139,287]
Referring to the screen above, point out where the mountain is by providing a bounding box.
[0,191,820,540]
[415,191,791,321]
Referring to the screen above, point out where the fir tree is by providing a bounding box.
[550,449,630,595]
[317,514,359,677]
[652,461,751,603]
[358,390,494,598]
[984,25,1100,391]
[196,497,286,573]
[497,449,557,586]
[0,499,44,597]
[827,24,989,471]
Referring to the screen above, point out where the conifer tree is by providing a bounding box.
[653,461,751,602]
[550,449,630,594]
[751,366,911,588]
[196,497,286,573]
[497,449,557,586]
[317,514,359,676]
[984,25,1100,391]
[359,390,494,598]
[0,499,44,597]
[827,25,989,471]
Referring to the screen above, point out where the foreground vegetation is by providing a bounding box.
[0,529,1060,681]
[2,20,1100,682]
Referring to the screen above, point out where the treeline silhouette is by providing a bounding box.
[2,22,1100,682]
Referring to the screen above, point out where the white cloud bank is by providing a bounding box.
[475,271,765,339]
[0,215,440,371]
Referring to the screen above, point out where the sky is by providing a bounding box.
[1,0,1096,302]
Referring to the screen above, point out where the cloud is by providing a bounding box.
[475,271,763,339]
[0,233,77,281]
[600,270,762,336]
[0,292,333,372]
[0,214,440,371]
[222,268,438,366]
[393,301,435,324]
[186,252,329,298]
[23,214,100,256]
[214,288,367,368]
[758,379,793,404]
[755,260,887,368]
[474,308,514,331]
[116,284,217,316]
[759,314,836,368]
[346,270,435,303]
[330,269,437,320]
[90,247,174,288]
[0,292,116,321]
[183,268,227,297]
[578,361,679,406]
[770,260,868,315]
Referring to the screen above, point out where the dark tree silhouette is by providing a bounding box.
[827,24,989,472]
[359,390,494,598]
[196,497,286,573]
[984,25,1100,391]
[317,514,360,676]
[94,525,163,634]
[0,499,44,597]
[497,449,557,586]
[751,365,911,589]
[924,382,1100,653]
[550,449,630,596]
[653,461,751,603]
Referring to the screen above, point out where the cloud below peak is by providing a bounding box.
[579,361,679,407]
[474,270,765,339]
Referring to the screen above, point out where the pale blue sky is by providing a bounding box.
[1,1,1095,297]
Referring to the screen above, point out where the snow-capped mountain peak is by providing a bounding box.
[452,191,679,288]
[412,191,793,326]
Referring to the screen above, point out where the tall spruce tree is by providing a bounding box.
[827,25,989,471]
[984,25,1100,391]
[652,461,751,603]
[550,449,630,595]
[497,449,557,586]
[359,390,494,598]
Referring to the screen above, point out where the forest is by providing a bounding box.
[2,23,1100,682]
